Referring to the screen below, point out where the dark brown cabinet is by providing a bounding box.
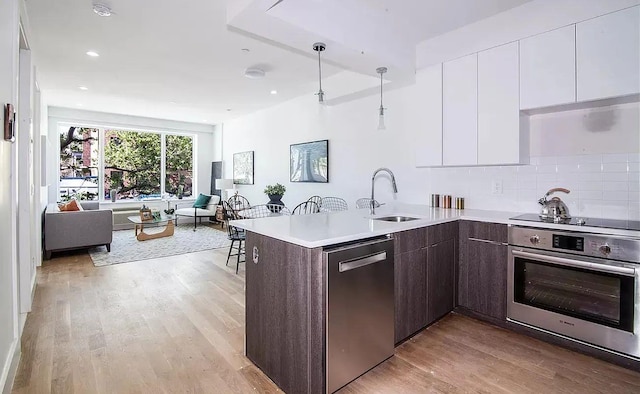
[426,221,458,325]
[427,238,456,323]
[394,223,457,344]
[393,227,428,344]
[394,248,427,343]
[245,232,324,394]
[458,220,508,322]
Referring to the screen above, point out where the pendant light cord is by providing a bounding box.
[318,49,323,94]
[379,71,383,109]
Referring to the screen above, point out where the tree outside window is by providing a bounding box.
[59,127,99,201]
[104,130,161,199]
[165,135,193,198]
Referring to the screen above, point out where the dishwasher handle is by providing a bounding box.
[339,251,387,272]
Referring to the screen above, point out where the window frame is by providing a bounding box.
[56,121,197,202]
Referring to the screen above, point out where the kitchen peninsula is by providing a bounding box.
[232,204,513,393]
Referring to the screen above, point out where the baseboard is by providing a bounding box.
[1,339,20,394]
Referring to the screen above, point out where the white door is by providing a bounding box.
[520,25,576,110]
[414,64,443,167]
[577,6,640,101]
[443,53,477,166]
[478,42,523,165]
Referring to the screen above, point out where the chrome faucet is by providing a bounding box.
[370,168,398,215]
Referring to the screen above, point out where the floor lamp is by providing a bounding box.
[215,178,234,201]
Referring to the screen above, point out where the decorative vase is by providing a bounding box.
[267,194,284,212]
[110,189,117,202]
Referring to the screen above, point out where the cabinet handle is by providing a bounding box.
[468,237,507,246]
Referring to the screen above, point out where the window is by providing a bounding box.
[165,134,194,198]
[104,130,161,199]
[59,127,100,201]
[58,125,195,201]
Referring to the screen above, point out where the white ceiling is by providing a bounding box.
[25,0,533,125]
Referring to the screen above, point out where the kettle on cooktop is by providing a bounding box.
[538,188,571,222]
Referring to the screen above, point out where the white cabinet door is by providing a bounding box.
[414,64,443,167]
[443,54,477,166]
[577,6,640,101]
[478,42,524,165]
[520,25,576,109]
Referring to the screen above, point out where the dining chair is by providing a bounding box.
[355,198,382,209]
[228,194,251,211]
[307,195,322,209]
[320,197,348,212]
[292,200,320,215]
[222,201,245,274]
[242,204,291,218]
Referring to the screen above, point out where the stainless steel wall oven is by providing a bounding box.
[508,225,640,359]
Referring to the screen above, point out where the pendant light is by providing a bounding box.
[376,67,387,130]
[313,42,326,103]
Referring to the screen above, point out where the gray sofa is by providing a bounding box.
[44,201,113,259]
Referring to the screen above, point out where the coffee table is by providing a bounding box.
[127,214,175,241]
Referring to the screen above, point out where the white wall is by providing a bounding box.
[223,77,430,208]
[46,107,218,203]
[0,0,21,391]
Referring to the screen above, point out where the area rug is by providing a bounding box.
[88,224,231,267]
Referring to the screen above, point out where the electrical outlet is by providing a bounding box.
[492,179,503,195]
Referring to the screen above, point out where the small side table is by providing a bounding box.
[214,205,225,228]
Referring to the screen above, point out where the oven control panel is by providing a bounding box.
[509,226,640,263]
[552,234,584,251]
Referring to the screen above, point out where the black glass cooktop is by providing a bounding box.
[510,213,640,232]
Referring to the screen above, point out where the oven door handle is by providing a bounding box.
[511,250,636,277]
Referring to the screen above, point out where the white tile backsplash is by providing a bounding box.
[428,153,640,220]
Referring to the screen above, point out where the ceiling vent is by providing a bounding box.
[244,67,266,79]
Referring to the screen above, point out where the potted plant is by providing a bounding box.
[264,183,286,207]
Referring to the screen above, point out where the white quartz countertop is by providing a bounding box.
[229,204,504,248]
[230,203,640,248]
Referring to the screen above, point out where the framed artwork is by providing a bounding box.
[139,208,153,221]
[290,139,328,183]
[4,103,15,142]
[233,151,254,185]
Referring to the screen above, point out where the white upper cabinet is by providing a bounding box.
[520,25,576,110]
[443,53,477,166]
[478,42,525,165]
[577,6,640,102]
[414,64,443,167]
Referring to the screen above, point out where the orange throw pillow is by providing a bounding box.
[58,199,82,212]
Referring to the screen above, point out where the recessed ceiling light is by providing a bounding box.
[86,51,99,57]
[92,3,112,17]
[270,90,278,95]
[76,103,83,107]
[79,86,88,90]
[226,109,232,112]
[169,101,177,104]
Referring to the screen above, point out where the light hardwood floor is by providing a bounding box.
[12,246,640,393]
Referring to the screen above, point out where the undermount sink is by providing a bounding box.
[373,215,420,223]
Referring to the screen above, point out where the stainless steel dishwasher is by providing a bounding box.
[324,236,394,393]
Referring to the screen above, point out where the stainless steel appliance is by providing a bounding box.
[324,237,394,393]
[508,224,640,359]
[538,187,571,222]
